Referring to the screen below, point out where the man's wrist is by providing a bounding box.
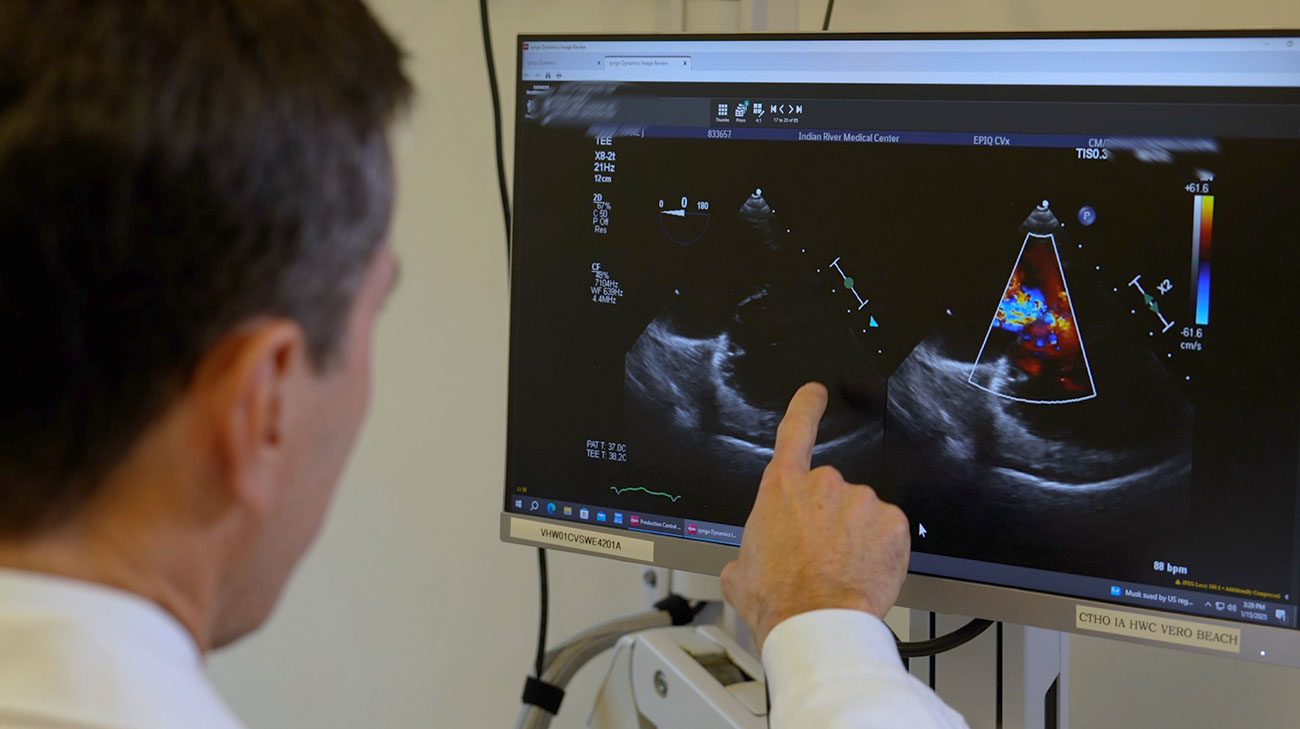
[762,608,903,689]
[756,595,883,647]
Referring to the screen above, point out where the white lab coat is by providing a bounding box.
[0,567,965,729]
[0,568,245,729]
[764,609,969,728]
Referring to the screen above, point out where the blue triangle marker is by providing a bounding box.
[869,316,879,328]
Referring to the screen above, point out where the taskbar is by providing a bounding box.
[506,496,1296,631]
[912,552,1298,630]
[506,495,744,547]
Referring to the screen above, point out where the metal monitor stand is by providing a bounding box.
[895,609,1070,729]
[592,571,1069,729]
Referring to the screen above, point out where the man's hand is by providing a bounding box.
[720,382,911,649]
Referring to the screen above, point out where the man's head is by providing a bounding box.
[0,0,410,647]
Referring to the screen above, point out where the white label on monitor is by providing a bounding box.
[1075,605,1241,653]
[510,517,654,562]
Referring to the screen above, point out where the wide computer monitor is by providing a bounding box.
[500,31,1300,668]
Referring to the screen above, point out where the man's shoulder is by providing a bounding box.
[0,574,246,729]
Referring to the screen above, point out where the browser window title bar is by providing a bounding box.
[520,36,1300,87]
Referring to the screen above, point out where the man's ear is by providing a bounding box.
[189,318,308,517]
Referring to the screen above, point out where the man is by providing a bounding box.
[0,2,961,728]
[0,2,407,727]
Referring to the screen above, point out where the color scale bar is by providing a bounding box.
[1191,195,1213,326]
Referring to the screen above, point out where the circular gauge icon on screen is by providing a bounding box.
[658,195,711,245]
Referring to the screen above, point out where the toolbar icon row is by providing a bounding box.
[715,100,805,120]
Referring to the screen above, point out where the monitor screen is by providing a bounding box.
[502,32,1300,666]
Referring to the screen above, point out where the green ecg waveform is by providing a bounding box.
[610,486,683,503]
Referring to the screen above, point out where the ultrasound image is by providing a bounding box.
[508,116,1300,600]
[969,203,1098,404]
[881,201,1188,564]
[624,189,885,504]
[622,193,1193,557]
[890,324,1192,559]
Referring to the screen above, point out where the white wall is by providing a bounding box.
[209,2,1300,728]
[806,0,1297,32]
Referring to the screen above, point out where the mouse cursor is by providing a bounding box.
[918,523,927,538]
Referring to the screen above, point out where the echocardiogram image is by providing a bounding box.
[968,202,1097,405]
[508,122,1300,595]
[623,187,886,512]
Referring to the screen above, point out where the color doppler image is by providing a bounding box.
[969,203,1096,404]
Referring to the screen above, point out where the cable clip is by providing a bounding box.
[522,675,565,715]
[655,594,698,626]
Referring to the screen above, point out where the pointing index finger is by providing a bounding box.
[770,382,828,475]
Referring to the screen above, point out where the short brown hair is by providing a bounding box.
[0,0,412,534]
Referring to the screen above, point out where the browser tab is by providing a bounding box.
[602,56,691,78]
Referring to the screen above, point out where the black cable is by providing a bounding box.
[535,547,548,677]
[821,0,836,31]
[479,0,512,252]
[928,612,937,688]
[480,0,536,683]
[896,617,994,659]
[995,621,1004,728]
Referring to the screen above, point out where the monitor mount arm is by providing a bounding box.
[515,572,1069,729]
[590,624,769,729]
